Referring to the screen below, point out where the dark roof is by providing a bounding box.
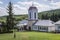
[28,6,37,10]
[17,20,28,26]
[55,20,60,24]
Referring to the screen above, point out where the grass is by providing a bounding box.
[0,31,60,40]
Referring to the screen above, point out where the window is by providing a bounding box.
[34,26,37,29]
[34,13,36,19]
[39,26,48,30]
[58,26,60,29]
[29,12,31,19]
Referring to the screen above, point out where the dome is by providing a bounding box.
[28,5,37,10]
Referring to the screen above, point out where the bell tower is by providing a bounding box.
[27,4,38,31]
[28,4,38,20]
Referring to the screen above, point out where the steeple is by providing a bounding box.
[28,2,38,20]
[27,1,38,31]
[31,1,35,7]
[32,1,34,6]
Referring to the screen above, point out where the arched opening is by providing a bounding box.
[34,13,36,19]
[29,12,31,19]
[29,26,31,31]
[24,25,27,30]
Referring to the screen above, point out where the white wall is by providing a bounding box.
[55,24,60,31]
[48,26,55,32]
[32,26,55,32]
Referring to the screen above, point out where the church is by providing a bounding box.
[17,4,60,32]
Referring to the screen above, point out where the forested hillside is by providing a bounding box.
[0,15,28,22]
[0,9,60,22]
[38,9,60,22]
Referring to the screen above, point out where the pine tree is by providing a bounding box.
[6,1,15,31]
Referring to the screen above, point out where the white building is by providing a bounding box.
[17,4,60,32]
[32,20,54,32]
[54,20,60,32]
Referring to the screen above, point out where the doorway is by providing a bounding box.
[29,27,31,31]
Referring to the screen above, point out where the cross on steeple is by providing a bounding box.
[31,1,35,7]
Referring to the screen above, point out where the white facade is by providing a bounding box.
[32,20,55,32]
[32,26,55,32]
[55,21,60,32]
[28,5,38,20]
[17,20,60,32]
[48,26,55,32]
[55,24,60,30]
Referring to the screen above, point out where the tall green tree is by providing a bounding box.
[50,13,59,22]
[6,1,15,31]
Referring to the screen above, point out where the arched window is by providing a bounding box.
[34,13,36,19]
[29,12,31,19]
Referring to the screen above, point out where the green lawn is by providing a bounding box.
[0,32,60,40]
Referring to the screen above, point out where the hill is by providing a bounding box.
[38,9,60,22]
[0,15,28,22]
[0,9,60,22]
[38,9,60,18]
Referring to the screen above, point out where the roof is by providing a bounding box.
[17,20,54,27]
[29,7,37,10]
[34,20,54,26]
[55,20,60,24]
[28,5,37,10]
[17,20,28,26]
[20,20,28,24]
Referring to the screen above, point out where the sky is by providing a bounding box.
[0,0,60,16]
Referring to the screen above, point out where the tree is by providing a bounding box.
[41,14,45,19]
[1,22,6,32]
[50,13,59,22]
[0,21,9,33]
[6,1,15,31]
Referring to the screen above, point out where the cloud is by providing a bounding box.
[0,7,7,16]
[14,1,59,15]
[13,1,32,15]
[17,1,32,5]
[44,0,48,1]
[50,2,60,9]
[0,1,3,4]
[13,4,27,15]
[0,0,60,16]
[17,1,32,8]
[31,1,51,12]
[14,4,26,10]
[14,1,60,15]
[17,1,49,12]
[44,0,54,2]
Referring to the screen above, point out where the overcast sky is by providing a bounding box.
[0,0,60,16]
